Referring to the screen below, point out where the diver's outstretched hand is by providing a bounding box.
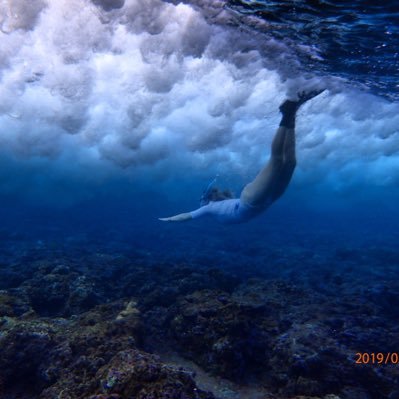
[159,212,192,222]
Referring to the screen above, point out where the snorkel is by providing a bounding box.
[200,175,219,206]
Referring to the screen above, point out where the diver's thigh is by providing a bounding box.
[240,161,280,206]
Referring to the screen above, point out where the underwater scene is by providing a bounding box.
[1,0,399,398]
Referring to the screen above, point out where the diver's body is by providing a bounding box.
[159,90,324,224]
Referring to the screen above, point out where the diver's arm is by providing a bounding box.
[159,212,193,222]
[159,204,211,222]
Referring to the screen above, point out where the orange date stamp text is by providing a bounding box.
[355,352,399,365]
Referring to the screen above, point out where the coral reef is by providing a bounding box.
[0,299,214,399]
[0,236,399,399]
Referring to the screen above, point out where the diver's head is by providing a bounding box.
[208,187,234,202]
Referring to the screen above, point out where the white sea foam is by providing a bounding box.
[0,0,398,203]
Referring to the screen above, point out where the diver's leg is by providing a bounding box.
[270,125,297,201]
[271,90,325,200]
[240,100,298,207]
[240,89,325,207]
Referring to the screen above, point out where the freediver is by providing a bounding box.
[159,90,325,224]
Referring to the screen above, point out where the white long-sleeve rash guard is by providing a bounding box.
[190,198,269,224]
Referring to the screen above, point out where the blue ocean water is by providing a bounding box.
[1,0,399,398]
